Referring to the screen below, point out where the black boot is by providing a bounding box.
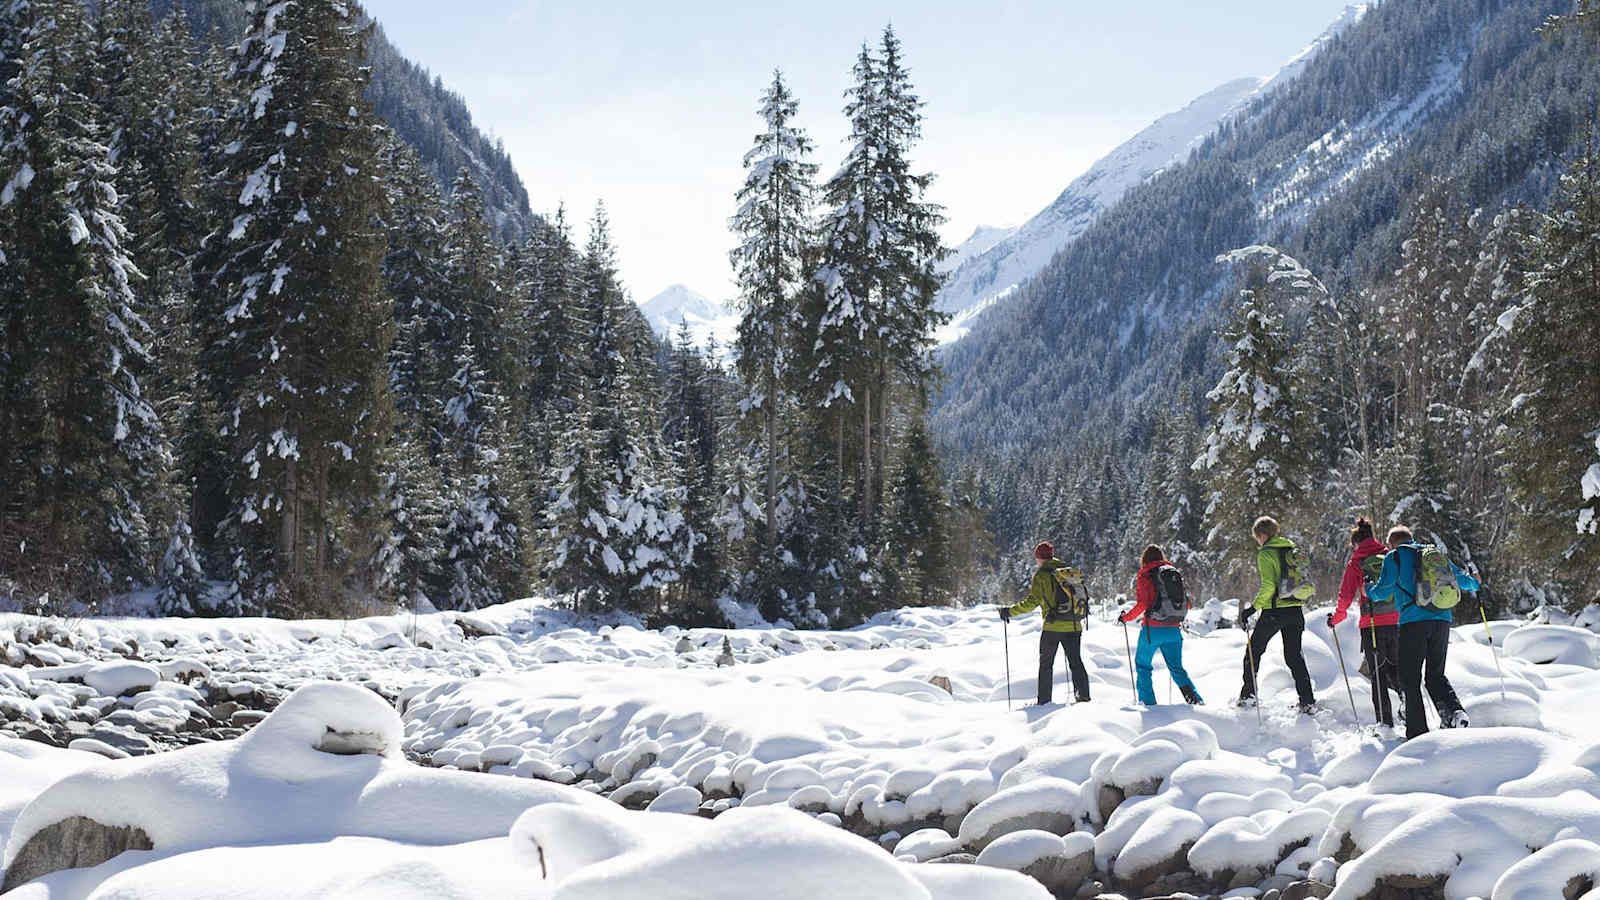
[1180,685,1202,705]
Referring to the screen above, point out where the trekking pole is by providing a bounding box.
[1121,621,1137,702]
[1330,619,1361,724]
[1243,617,1263,727]
[1001,611,1013,711]
[1480,605,1506,702]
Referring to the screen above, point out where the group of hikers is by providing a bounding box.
[999,515,1482,740]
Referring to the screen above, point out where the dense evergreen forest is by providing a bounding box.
[934,0,1600,615]
[0,1,972,626]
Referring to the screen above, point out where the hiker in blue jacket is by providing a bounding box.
[1369,525,1481,740]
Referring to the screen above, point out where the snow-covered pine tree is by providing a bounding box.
[1507,129,1600,607]
[544,205,685,613]
[516,208,588,556]
[95,0,208,612]
[811,29,947,537]
[376,133,452,611]
[443,170,517,403]
[729,69,816,560]
[196,0,392,614]
[0,0,172,604]
[881,413,952,607]
[1195,249,1317,588]
[663,323,723,621]
[434,340,523,609]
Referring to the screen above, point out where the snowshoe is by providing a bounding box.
[1297,701,1319,715]
[1233,695,1257,709]
[1448,710,1470,729]
[1180,685,1203,705]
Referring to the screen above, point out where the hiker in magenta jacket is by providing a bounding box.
[1118,545,1202,706]
[1327,518,1401,727]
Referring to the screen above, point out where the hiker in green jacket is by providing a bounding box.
[1237,516,1318,714]
[1000,541,1090,705]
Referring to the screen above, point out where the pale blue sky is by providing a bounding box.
[364,1,1358,302]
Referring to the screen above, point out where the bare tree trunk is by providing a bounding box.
[862,385,872,530]
[282,456,299,584]
[765,379,778,551]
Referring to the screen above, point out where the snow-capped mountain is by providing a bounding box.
[640,284,739,348]
[934,5,1369,342]
[939,224,1019,275]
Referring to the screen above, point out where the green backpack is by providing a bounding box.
[1357,552,1396,617]
[1273,545,1316,605]
[1046,567,1090,624]
[1413,545,1461,610]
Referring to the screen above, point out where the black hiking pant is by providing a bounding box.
[1399,619,1463,739]
[1039,630,1089,704]
[1240,606,1315,706]
[1361,623,1402,727]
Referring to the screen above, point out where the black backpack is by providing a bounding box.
[1148,565,1189,624]
[1046,567,1090,624]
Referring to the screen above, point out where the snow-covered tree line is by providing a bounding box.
[722,27,983,626]
[0,4,979,625]
[0,0,692,619]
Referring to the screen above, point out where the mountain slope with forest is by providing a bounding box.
[151,0,535,238]
[932,0,1600,604]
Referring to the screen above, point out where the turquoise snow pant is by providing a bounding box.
[1135,626,1199,705]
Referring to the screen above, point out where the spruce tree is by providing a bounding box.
[1195,250,1315,588]
[0,0,171,603]
[543,206,685,612]
[1508,131,1600,606]
[881,415,952,607]
[195,0,392,614]
[730,69,816,561]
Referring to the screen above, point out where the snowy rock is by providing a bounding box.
[1463,692,1543,728]
[1326,793,1600,900]
[65,738,129,761]
[1,816,154,891]
[957,777,1082,850]
[510,800,703,882]
[1280,881,1334,900]
[1489,837,1600,900]
[1187,807,1331,886]
[910,859,1054,899]
[976,829,1095,896]
[549,806,935,899]
[997,734,1123,792]
[895,828,963,863]
[1,681,608,890]
[645,785,703,814]
[1502,625,1600,667]
[82,663,161,698]
[1367,728,1588,799]
[1110,805,1206,888]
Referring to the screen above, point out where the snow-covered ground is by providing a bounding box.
[1,599,1598,898]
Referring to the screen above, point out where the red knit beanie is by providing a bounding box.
[1033,541,1054,561]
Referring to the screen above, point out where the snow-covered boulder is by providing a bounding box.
[1367,728,1598,800]
[975,829,1094,896]
[546,806,1017,900]
[82,663,160,698]
[1,682,605,892]
[1187,806,1331,886]
[1489,838,1600,900]
[1502,625,1600,667]
[1327,792,1600,900]
[1109,804,1205,888]
[893,827,963,863]
[956,777,1082,850]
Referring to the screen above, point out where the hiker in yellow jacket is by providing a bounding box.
[1001,541,1090,705]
